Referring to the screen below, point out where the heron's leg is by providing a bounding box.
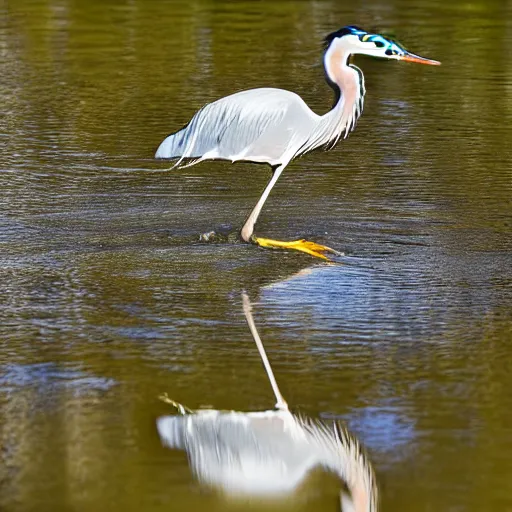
[159,393,194,415]
[241,164,286,243]
[241,165,342,261]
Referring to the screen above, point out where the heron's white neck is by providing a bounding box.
[292,41,365,158]
[323,42,365,140]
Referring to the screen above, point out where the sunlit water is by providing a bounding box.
[1,0,512,510]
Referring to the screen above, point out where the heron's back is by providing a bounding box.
[155,88,318,167]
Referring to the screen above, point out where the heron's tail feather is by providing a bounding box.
[155,104,218,166]
[155,127,201,162]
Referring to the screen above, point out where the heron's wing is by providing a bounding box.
[157,410,320,494]
[155,88,317,166]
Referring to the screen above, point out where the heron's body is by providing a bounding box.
[157,293,378,511]
[156,88,314,166]
[155,80,362,169]
[155,26,439,259]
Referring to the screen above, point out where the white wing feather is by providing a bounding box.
[155,88,318,167]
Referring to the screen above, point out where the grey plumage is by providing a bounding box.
[155,86,360,168]
[155,89,297,166]
[154,26,439,250]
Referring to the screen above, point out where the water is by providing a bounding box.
[1,0,512,510]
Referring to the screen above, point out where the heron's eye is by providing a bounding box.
[385,49,393,56]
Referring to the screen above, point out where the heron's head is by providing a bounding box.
[324,25,440,66]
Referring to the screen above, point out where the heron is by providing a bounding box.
[155,25,440,260]
[157,293,378,511]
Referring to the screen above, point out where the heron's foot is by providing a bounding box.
[253,237,342,261]
[159,393,194,415]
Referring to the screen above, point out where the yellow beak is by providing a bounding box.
[400,52,441,65]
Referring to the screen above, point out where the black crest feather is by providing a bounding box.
[323,25,365,50]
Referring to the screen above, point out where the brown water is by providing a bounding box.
[1,0,512,510]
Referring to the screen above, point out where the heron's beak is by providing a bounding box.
[399,51,441,65]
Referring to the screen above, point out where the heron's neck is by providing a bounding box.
[323,44,365,138]
[292,44,365,157]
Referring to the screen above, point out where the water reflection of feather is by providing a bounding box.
[157,293,378,512]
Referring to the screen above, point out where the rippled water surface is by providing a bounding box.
[1,0,512,510]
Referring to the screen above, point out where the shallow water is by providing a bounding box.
[1,0,512,510]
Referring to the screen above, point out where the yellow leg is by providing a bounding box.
[254,237,342,261]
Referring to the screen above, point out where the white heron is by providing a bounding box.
[157,293,378,511]
[155,25,440,259]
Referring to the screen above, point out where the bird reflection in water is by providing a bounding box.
[156,293,378,511]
